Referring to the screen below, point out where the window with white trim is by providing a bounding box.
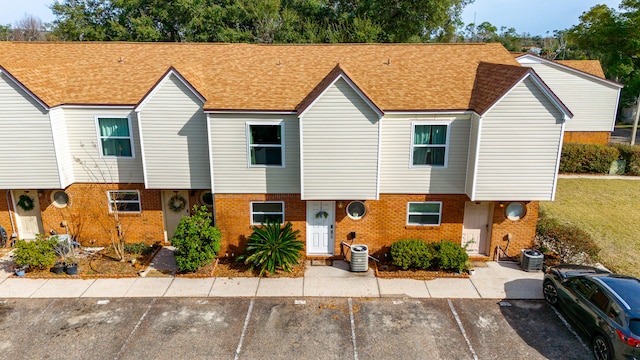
[96,117,134,157]
[108,191,141,213]
[411,124,448,166]
[248,123,283,166]
[406,202,442,226]
[251,202,284,224]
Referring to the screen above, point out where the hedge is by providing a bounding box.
[559,143,619,174]
[612,143,640,176]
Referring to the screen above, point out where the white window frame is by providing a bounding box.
[409,121,451,168]
[250,201,285,225]
[406,201,442,226]
[107,190,141,213]
[95,115,135,158]
[246,121,285,168]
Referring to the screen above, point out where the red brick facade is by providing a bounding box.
[563,131,611,145]
[214,193,538,259]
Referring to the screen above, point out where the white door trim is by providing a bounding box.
[11,190,44,240]
[462,201,493,255]
[162,190,190,243]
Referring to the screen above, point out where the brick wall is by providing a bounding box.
[563,131,610,145]
[488,201,538,258]
[38,184,164,246]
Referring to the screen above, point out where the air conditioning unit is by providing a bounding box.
[520,249,544,272]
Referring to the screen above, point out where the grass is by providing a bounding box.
[539,178,640,277]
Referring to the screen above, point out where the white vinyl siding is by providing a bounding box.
[65,108,144,183]
[473,78,564,201]
[138,74,210,189]
[465,113,480,197]
[0,73,60,188]
[49,108,75,188]
[380,114,470,194]
[301,78,379,200]
[210,114,300,193]
[519,61,620,132]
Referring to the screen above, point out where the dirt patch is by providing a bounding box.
[207,257,306,278]
[20,246,157,279]
[373,261,469,280]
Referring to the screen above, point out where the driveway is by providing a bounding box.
[0,298,590,359]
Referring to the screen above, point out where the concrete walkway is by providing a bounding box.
[0,250,543,299]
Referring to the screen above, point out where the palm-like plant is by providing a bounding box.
[238,221,303,276]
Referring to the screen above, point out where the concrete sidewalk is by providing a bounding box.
[0,254,543,299]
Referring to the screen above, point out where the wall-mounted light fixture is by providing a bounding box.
[337,201,344,209]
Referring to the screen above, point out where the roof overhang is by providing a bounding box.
[135,66,206,112]
[0,65,50,111]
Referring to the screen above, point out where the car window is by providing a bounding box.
[630,319,640,337]
[607,302,623,326]
[568,278,594,298]
[589,288,610,313]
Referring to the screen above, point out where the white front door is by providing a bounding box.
[462,201,493,255]
[306,201,335,255]
[12,190,44,240]
[162,190,190,242]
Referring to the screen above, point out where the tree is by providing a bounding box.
[0,24,13,41]
[569,1,640,142]
[12,15,47,41]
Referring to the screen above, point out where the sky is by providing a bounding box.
[0,0,625,36]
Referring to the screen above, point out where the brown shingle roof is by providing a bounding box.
[0,42,522,111]
[555,60,606,78]
[470,62,531,115]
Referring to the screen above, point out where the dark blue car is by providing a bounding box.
[543,264,640,360]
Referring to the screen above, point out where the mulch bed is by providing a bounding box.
[18,246,158,279]
[176,257,306,278]
[373,261,470,280]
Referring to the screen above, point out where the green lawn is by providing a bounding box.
[539,178,640,278]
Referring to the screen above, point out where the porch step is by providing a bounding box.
[310,259,333,266]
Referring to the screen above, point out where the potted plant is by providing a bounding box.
[52,234,79,275]
[13,265,27,277]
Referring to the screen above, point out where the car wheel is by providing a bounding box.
[593,334,612,360]
[543,280,558,305]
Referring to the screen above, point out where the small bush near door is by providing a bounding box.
[431,240,469,273]
[172,206,222,273]
[13,234,58,270]
[238,221,303,276]
[390,239,434,270]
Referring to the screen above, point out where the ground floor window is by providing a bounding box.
[251,201,284,224]
[107,190,141,213]
[406,202,442,226]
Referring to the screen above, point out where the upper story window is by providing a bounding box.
[107,190,141,213]
[406,201,442,226]
[248,123,284,167]
[96,117,134,158]
[411,123,449,167]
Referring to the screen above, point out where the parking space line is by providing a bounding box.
[115,297,156,360]
[348,298,359,360]
[234,298,255,360]
[550,306,591,353]
[447,299,478,360]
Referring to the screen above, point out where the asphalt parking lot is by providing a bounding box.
[0,297,590,359]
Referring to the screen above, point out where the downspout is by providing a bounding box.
[5,190,16,238]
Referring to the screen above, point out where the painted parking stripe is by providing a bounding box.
[234,298,255,360]
[550,306,591,353]
[115,297,156,360]
[348,298,359,360]
[448,299,478,360]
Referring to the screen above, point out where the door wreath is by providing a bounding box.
[17,194,35,211]
[168,194,187,212]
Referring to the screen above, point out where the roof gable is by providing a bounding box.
[516,54,622,88]
[0,65,50,110]
[296,63,383,118]
[471,62,572,119]
[135,67,206,112]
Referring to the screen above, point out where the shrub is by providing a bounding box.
[613,143,640,176]
[13,235,58,269]
[390,239,434,270]
[536,216,600,263]
[123,242,155,255]
[172,206,222,273]
[432,240,469,273]
[238,221,303,276]
[560,143,619,174]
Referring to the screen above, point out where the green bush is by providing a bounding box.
[559,143,619,174]
[13,235,58,269]
[390,239,434,270]
[123,242,155,255]
[238,221,303,276]
[172,206,222,273]
[613,143,640,176]
[536,216,600,263]
[432,240,469,273]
